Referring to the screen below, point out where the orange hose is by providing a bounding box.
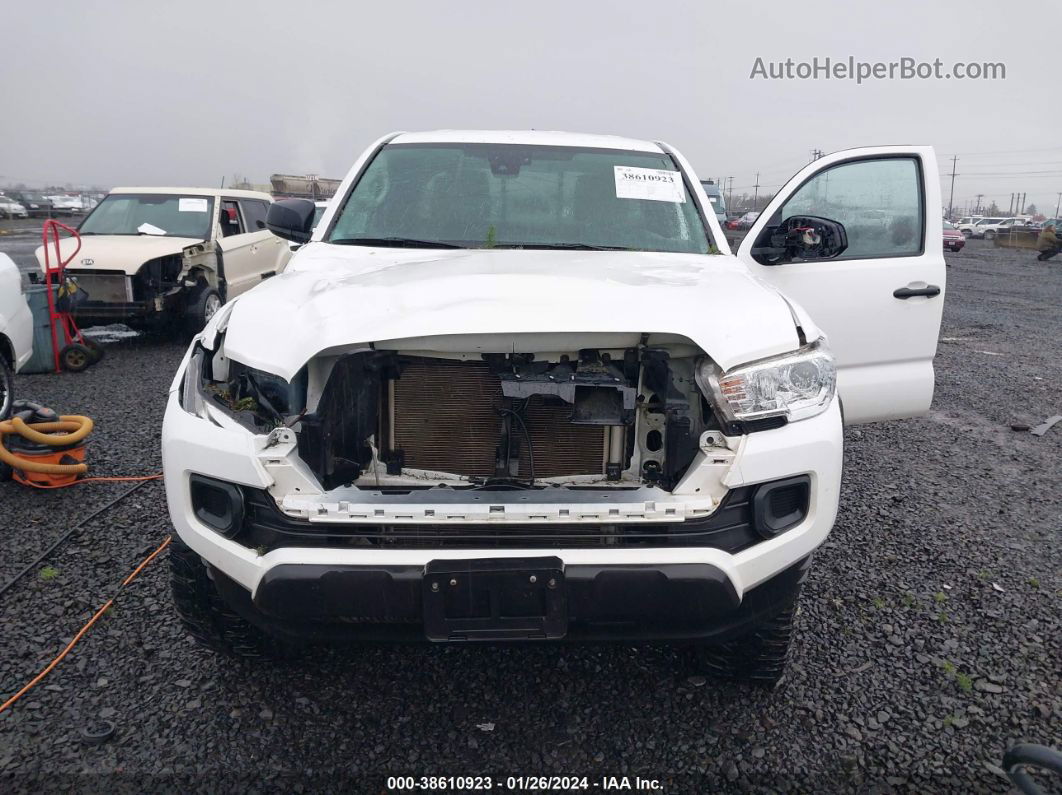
[22,474,163,489]
[0,535,171,715]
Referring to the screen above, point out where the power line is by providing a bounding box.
[946,156,958,219]
[947,145,1062,156]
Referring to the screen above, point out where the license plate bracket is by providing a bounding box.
[422,557,567,641]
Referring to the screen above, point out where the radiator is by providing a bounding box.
[391,358,606,478]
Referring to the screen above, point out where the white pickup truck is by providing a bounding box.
[162,130,945,684]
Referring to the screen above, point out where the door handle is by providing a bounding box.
[893,284,941,299]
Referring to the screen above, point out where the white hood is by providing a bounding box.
[34,235,204,275]
[221,245,801,380]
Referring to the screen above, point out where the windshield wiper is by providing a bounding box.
[330,236,462,249]
[490,242,632,251]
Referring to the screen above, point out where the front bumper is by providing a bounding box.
[163,373,842,641]
[209,552,811,643]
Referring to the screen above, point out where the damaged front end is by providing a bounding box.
[180,331,762,537]
[65,241,217,327]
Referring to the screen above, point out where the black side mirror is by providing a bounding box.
[265,199,316,244]
[751,215,848,264]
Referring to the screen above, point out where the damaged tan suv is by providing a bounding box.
[35,188,292,333]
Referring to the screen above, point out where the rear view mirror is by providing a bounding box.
[265,199,316,244]
[751,215,848,264]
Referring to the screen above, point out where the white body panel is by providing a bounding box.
[0,254,34,371]
[221,246,799,381]
[738,146,945,424]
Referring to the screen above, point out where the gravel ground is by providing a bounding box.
[0,239,1059,792]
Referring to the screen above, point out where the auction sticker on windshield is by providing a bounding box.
[179,197,209,212]
[614,166,685,203]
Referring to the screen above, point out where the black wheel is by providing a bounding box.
[59,343,92,373]
[82,338,105,364]
[985,230,996,240]
[169,534,295,660]
[692,596,801,687]
[185,286,222,335]
[0,355,12,420]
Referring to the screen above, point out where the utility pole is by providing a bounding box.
[1055,192,1061,219]
[946,156,958,220]
[810,149,823,162]
[1019,192,1026,214]
[753,172,761,209]
[1008,194,1014,215]
[975,194,984,214]
[725,176,734,210]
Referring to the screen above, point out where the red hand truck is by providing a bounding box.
[40,220,101,373]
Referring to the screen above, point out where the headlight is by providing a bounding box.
[179,347,209,418]
[696,340,836,425]
[178,344,302,428]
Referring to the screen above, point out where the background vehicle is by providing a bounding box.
[0,253,34,419]
[312,201,328,229]
[47,194,87,216]
[6,191,52,218]
[34,188,292,333]
[699,180,727,223]
[980,217,1027,240]
[942,220,965,251]
[0,196,28,219]
[164,132,945,686]
[968,217,1005,238]
[729,210,760,230]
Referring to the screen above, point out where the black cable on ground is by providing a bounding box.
[0,478,160,599]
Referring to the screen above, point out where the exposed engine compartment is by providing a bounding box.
[286,340,713,493]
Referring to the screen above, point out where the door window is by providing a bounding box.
[239,199,269,232]
[219,200,245,237]
[778,157,924,260]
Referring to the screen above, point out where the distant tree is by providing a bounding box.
[986,202,1000,215]
[1026,203,1037,215]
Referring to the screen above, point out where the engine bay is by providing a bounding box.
[206,336,719,495]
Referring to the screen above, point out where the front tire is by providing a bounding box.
[0,355,13,420]
[184,286,222,336]
[692,595,801,687]
[985,230,996,240]
[169,533,295,660]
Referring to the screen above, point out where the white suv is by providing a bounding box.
[163,132,945,684]
[35,188,292,334]
[955,216,982,237]
[967,217,1005,239]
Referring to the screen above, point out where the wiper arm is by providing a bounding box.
[330,236,462,249]
[490,242,631,251]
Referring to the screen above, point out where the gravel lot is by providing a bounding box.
[0,239,1058,792]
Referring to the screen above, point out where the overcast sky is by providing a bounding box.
[3,0,1061,213]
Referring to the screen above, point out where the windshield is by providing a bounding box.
[79,194,214,238]
[327,143,713,253]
